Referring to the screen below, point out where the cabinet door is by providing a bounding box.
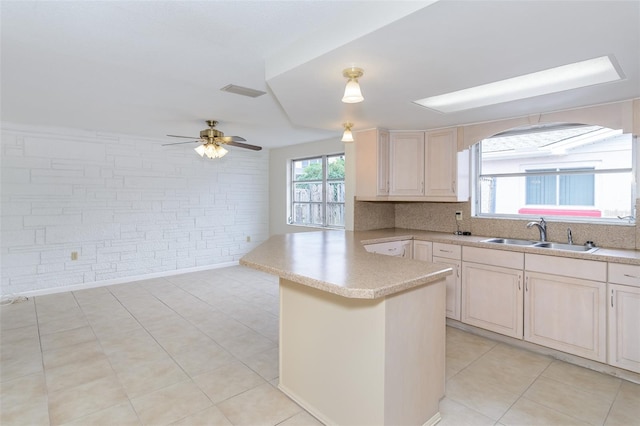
[377,130,390,196]
[354,128,389,198]
[424,129,457,198]
[462,262,523,338]
[434,257,461,321]
[525,272,606,362]
[608,283,640,373]
[413,240,432,262]
[389,132,424,196]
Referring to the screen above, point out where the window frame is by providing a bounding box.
[473,132,636,224]
[289,153,345,229]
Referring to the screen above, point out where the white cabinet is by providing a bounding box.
[424,129,469,201]
[525,254,607,362]
[461,247,524,339]
[364,240,412,258]
[354,128,389,198]
[389,132,424,196]
[433,243,462,321]
[608,263,640,373]
[412,240,432,262]
[354,127,469,202]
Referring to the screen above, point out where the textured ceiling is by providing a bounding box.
[1,1,639,149]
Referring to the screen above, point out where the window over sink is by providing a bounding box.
[474,123,635,223]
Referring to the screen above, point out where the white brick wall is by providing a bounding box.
[0,123,269,295]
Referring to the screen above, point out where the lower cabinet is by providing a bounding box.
[524,271,606,362]
[608,263,640,373]
[524,254,607,362]
[364,240,412,258]
[393,239,639,373]
[412,240,433,262]
[435,257,461,321]
[461,247,524,339]
[433,243,462,321]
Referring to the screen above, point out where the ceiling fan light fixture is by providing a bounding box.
[341,122,354,142]
[215,145,228,158]
[195,143,228,159]
[194,144,206,157]
[342,67,364,103]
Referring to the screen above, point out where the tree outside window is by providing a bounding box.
[291,154,345,228]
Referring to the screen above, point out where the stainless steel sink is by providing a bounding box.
[481,238,537,246]
[482,238,598,253]
[532,242,598,253]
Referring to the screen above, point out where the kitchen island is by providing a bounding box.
[240,230,452,426]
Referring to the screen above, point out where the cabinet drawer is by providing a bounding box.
[462,246,524,269]
[609,263,640,288]
[525,254,606,282]
[433,243,461,260]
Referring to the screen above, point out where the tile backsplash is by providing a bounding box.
[355,199,639,250]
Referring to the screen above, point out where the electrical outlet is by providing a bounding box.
[71,251,78,261]
[246,236,251,242]
[455,211,463,221]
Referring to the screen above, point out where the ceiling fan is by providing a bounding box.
[164,120,262,159]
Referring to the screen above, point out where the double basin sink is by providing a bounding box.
[482,238,599,253]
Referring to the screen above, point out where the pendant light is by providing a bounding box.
[341,67,364,103]
[341,122,354,142]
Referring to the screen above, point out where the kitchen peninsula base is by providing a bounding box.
[278,278,445,426]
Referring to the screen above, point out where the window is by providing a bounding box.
[476,124,634,221]
[290,154,345,228]
[525,167,595,206]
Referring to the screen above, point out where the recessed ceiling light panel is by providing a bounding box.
[413,55,624,113]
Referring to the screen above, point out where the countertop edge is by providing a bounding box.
[240,257,452,299]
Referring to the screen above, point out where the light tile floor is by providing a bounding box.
[1,265,638,425]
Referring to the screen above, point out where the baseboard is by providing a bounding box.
[278,383,334,426]
[4,261,239,299]
[423,411,442,426]
[446,319,640,385]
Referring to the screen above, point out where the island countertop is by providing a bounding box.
[239,230,452,299]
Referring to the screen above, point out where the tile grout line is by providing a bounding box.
[70,289,144,426]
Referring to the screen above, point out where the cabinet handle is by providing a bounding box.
[623,273,640,279]
[456,265,460,278]
[525,276,529,292]
[611,289,614,308]
[518,275,521,290]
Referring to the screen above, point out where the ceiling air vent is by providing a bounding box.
[220,84,266,98]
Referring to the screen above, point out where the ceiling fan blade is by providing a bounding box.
[166,134,199,139]
[219,136,247,142]
[226,141,262,151]
[162,140,200,146]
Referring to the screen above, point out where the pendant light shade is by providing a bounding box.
[341,67,364,103]
[341,122,354,142]
[194,142,228,159]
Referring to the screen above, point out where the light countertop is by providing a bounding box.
[353,228,640,265]
[239,230,452,300]
[240,228,640,300]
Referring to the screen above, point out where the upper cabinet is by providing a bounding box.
[424,129,469,201]
[354,127,469,202]
[354,129,390,197]
[389,132,425,196]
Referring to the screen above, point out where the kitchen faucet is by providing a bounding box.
[526,217,547,242]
